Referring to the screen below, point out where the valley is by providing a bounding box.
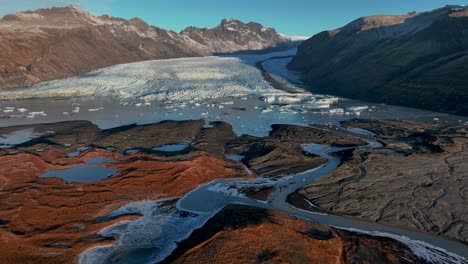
[1,3,468,264]
[1,48,467,263]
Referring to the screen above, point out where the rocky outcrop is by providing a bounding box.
[162,205,425,264]
[0,6,295,89]
[288,5,468,115]
[180,18,292,54]
[227,124,365,177]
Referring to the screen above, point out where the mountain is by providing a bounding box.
[180,18,293,54]
[0,6,296,89]
[288,5,468,115]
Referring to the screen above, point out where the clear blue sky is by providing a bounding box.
[1,0,467,36]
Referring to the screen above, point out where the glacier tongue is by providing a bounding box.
[0,49,298,102]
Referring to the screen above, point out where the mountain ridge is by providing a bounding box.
[0,5,299,89]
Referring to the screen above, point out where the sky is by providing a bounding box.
[1,0,467,36]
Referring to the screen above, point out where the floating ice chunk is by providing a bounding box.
[328,108,344,115]
[17,108,27,113]
[260,96,276,103]
[26,111,47,118]
[88,107,104,112]
[136,102,151,107]
[277,96,302,103]
[347,106,369,112]
[261,106,275,113]
[304,98,334,109]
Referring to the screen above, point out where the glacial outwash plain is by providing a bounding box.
[0,3,468,264]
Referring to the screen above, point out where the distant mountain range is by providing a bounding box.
[0,6,300,89]
[289,5,468,115]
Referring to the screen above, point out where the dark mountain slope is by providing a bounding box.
[288,5,468,115]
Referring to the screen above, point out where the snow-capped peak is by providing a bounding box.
[279,34,310,41]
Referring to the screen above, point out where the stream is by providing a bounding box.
[176,126,468,263]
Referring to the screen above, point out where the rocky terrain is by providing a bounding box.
[0,6,296,89]
[227,124,365,177]
[162,205,425,264]
[288,5,468,115]
[297,119,468,243]
[181,18,294,54]
[0,119,363,263]
[0,120,247,263]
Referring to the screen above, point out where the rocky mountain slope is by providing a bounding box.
[181,18,293,54]
[288,5,468,115]
[0,6,295,89]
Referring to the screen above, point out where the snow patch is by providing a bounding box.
[337,227,468,264]
[79,200,215,264]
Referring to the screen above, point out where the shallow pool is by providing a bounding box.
[85,157,117,164]
[225,154,245,161]
[39,166,118,183]
[152,143,189,152]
